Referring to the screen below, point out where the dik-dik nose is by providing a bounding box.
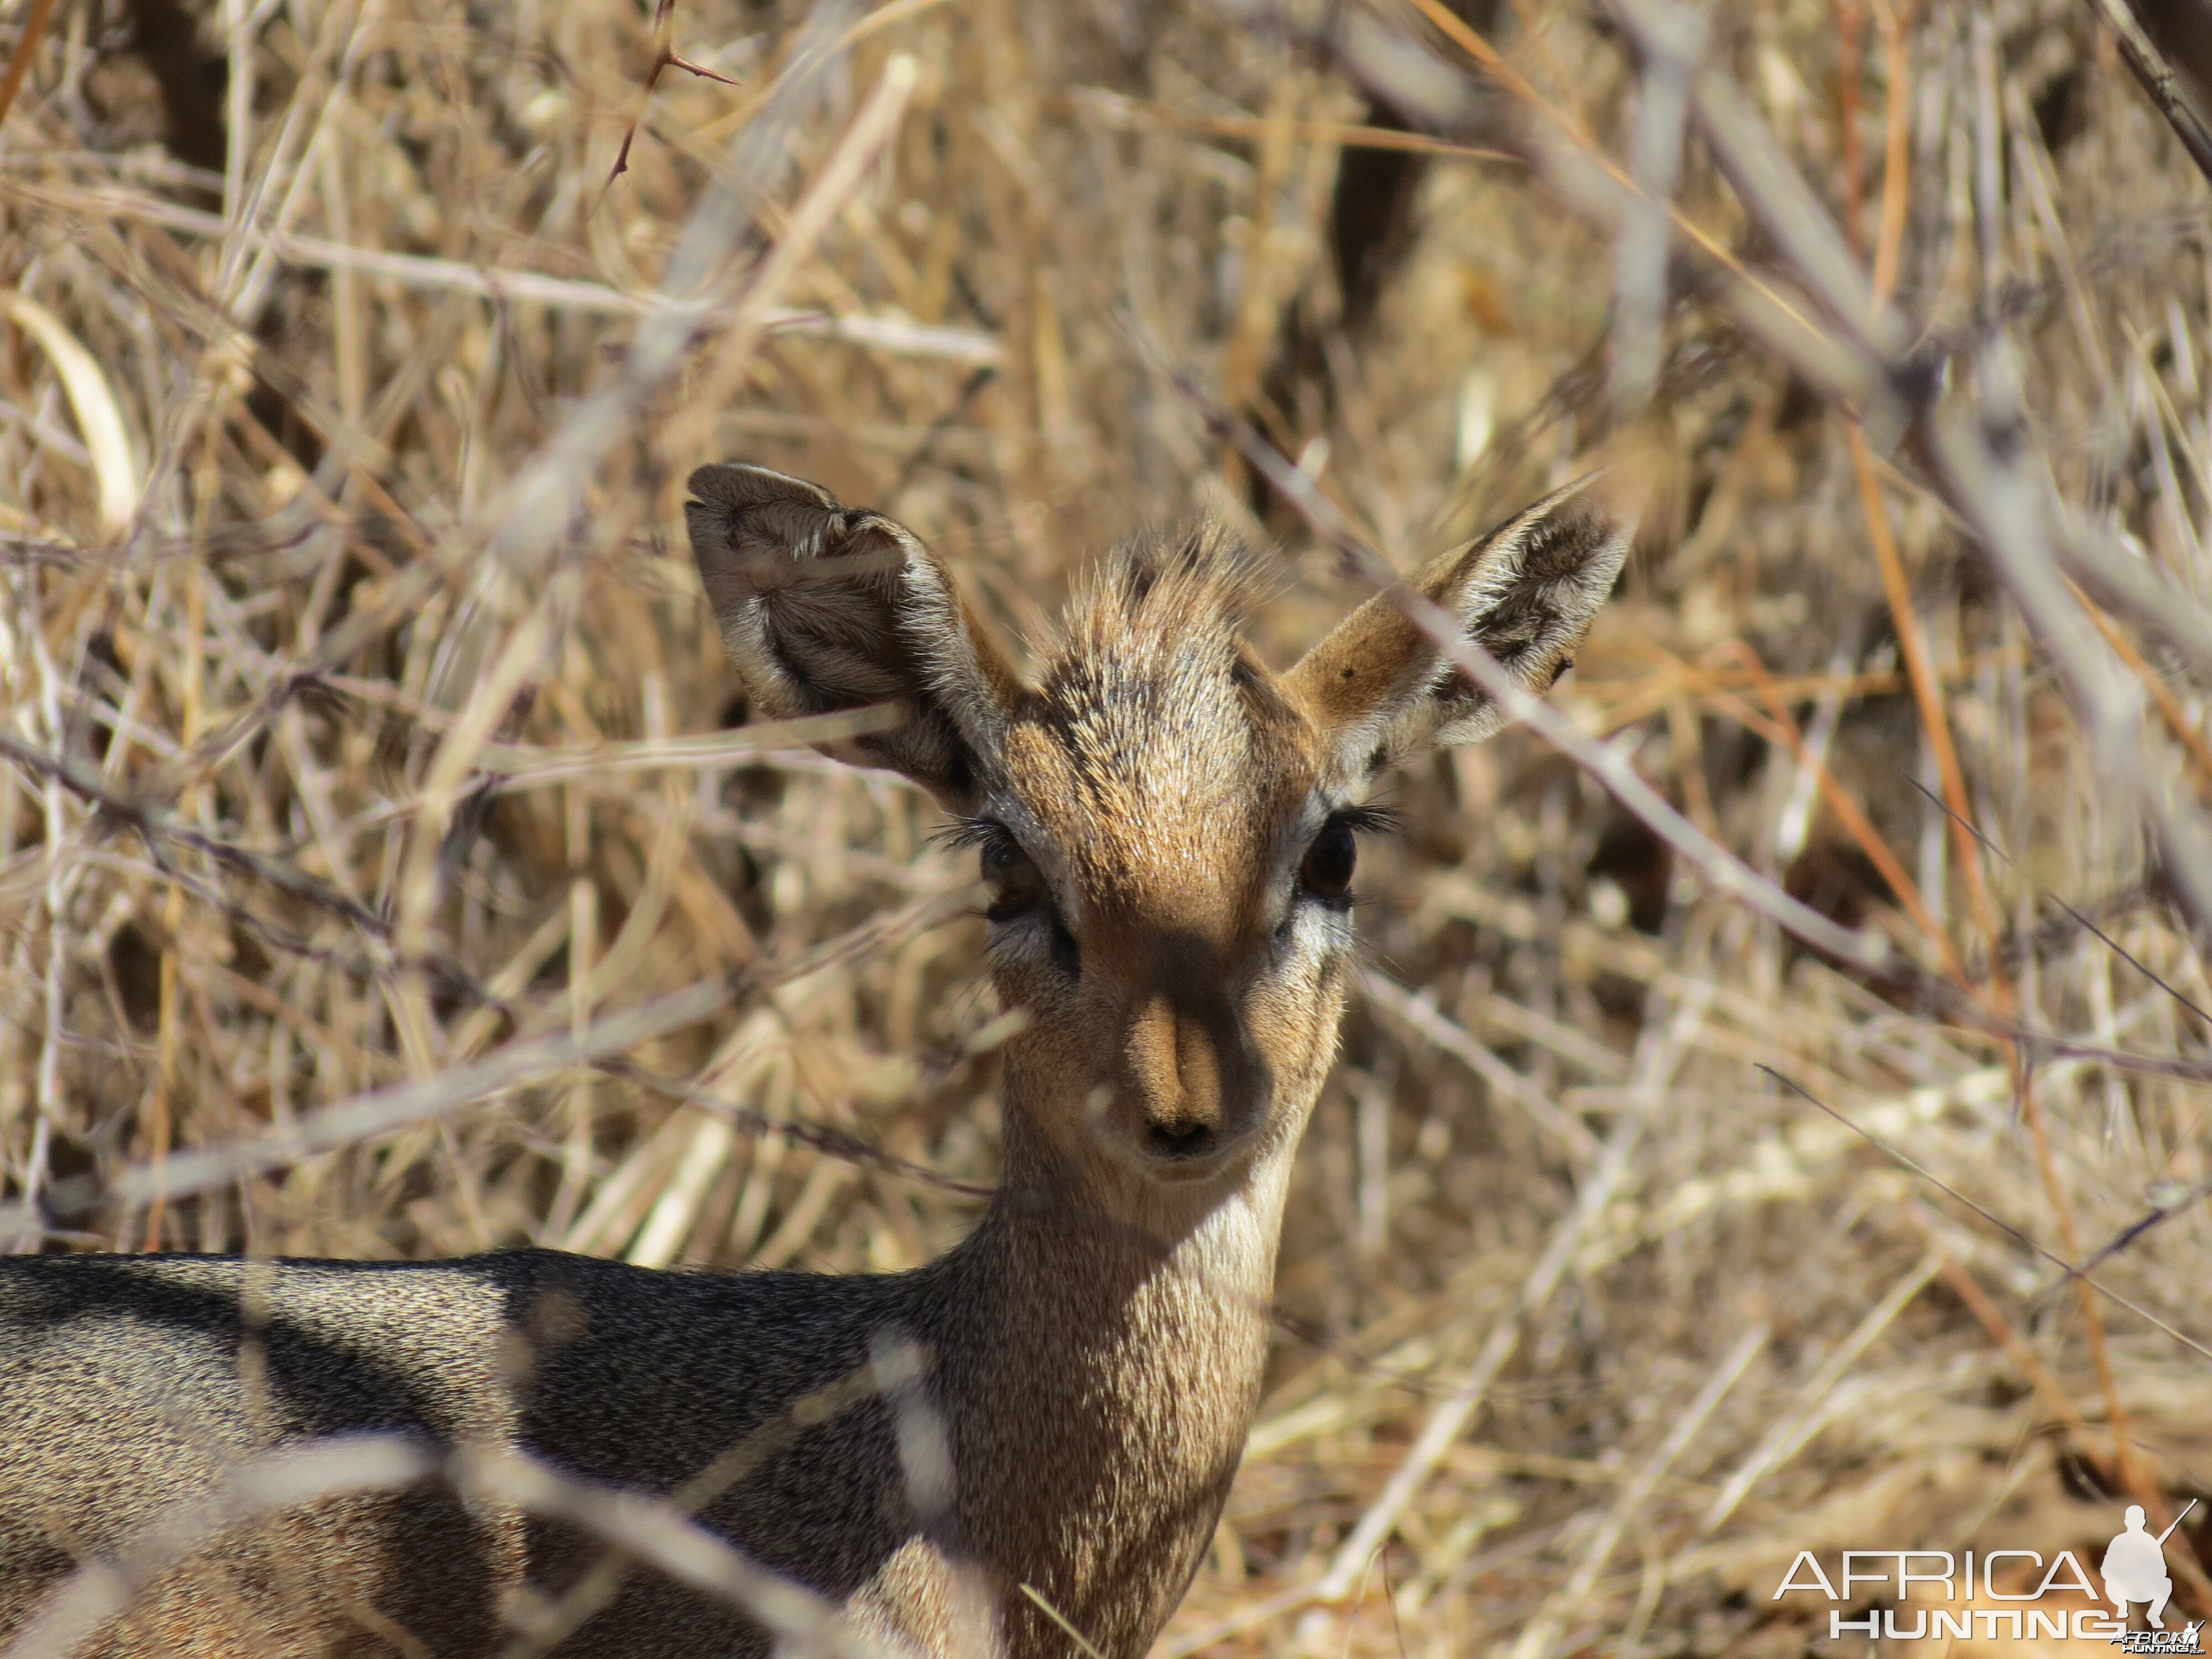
[1122,993,1230,1157]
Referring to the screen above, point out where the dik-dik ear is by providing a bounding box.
[687,464,1023,810]
[1284,475,1628,781]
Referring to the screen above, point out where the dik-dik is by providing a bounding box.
[0,464,1626,1658]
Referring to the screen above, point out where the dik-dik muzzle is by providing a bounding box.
[1104,933,1271,1170]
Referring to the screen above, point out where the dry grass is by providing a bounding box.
[4,0,2212,1653]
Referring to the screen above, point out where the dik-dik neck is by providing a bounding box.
[921,1092,1307,1655]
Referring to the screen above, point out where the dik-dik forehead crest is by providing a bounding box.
[1000,527,1313,922]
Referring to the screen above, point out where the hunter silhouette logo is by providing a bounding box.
[2104,1505,2184,1629]
[1772,1498,2203,1648]
[2103,1501,2201,1655]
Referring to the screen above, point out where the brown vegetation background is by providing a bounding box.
[4,0,2212,1652]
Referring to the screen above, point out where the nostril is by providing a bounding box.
[1145,1121,1218,1159]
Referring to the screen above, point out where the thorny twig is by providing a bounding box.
[1757,1065,2212,1363]
[607,0,744,186]
[1901,771,2212,1029]
[2073,1175,2212,1278]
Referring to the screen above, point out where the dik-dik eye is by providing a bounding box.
[1295,805,1398,911]
[1298,821,1358,903]
[979,833,1046,921]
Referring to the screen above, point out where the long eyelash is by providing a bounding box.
[933,815,1012,853]
[1333,803,1404,838]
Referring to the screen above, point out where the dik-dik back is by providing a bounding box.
[0,1249,931,1656]
[1,463,1626,1659]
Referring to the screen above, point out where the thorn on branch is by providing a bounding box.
[608,0,744,186]
[666,49,742,87]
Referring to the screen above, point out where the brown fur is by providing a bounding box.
[0,466,1627,1659]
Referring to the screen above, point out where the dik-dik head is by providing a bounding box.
[689,466,1625,1204]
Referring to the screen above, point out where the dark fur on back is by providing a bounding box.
[0,1250,922,1657]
